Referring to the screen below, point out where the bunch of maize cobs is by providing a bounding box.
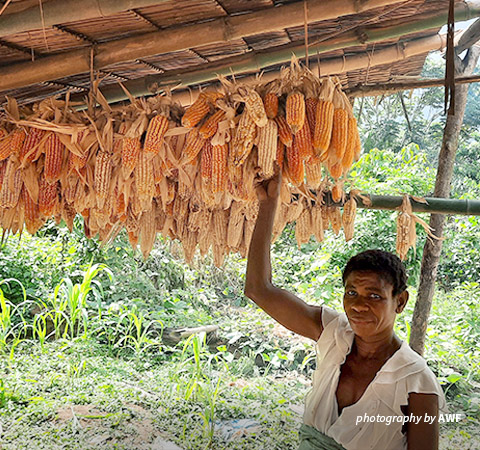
[0,60,364,265]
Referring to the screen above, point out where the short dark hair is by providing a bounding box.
[342,249,407,296]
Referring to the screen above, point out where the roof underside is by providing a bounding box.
[0,0,461,106]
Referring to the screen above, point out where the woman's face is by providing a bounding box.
[343,270,408,340]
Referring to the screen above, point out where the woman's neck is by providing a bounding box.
[352,333,402,360]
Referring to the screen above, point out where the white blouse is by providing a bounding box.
[303,306,447,450]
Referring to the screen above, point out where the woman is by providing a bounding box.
[244,173,446,450]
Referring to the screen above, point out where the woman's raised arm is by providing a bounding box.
[244,172,323,341]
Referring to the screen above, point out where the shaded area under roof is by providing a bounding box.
[0,0,470,106]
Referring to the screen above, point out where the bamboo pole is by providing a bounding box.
[347,194,480,216]
[91,33,447,106]
[346,74,480,97]
[81,0,480,105]
[0,0,416,91]
[1,0,410,37]
[0,0,171,36]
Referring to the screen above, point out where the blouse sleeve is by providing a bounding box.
[404,367,448,414]
[321,305,342,329]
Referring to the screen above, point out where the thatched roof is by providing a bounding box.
[0,0,478,106]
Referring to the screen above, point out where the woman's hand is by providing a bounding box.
[254,170,282,203]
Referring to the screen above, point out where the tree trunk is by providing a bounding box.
[409,46,480,355]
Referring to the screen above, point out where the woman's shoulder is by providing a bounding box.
[373,342,447,413]
[321,305,349,330]
[315,306,353,362]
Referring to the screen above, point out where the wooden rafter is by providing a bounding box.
[0,38,37,58]
[135,59,165,73]
[130,9,162,30]
[52,24,98,45]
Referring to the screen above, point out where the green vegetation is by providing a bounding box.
[1,54,480,449]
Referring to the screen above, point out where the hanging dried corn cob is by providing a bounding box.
[0,157,23,208]
[242,87,268,128]
[182,92,211,128]
[182,229,198,265]
[264,92,279,119]
[286,91,305,135]
[199,109,226,140]
[94,148,113,210]
[294,119,314,161]
[121,136,141,179]
[38,176,58,216]
[23,187,43,235]
[295,204,312,248]
[276,139,285,169]
[180,128,205,166]
[342,192,357,241]
[332,180,344,203]
[285,141,304,187]
[0,128,26,161]
[342,116,357,173]
[232,110,256,167]
[313,78,335,156]
[20,127,45,163]
[227,201,245,250]
[139,208,157,259]
[329,89,349,165]
[211,144,228,194]
[144,114,169,155]
[305,97,318,135]
[44,132,65,184]
[329,205,342,235]
[396,195,415,260]
[305,159,323,190]
[257,119,278,179]
[135,150,155,211]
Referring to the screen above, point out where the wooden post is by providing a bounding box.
[409,45,480,355]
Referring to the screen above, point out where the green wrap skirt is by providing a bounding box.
[298,424,347,450]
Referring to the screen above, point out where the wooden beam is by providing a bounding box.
[346,74,480,97]
[0,0,411,90]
